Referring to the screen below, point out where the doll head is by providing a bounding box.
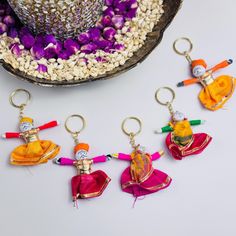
[74,143,89,160]
[173,111,185,122]
[191,59,207,77]
[20,117,34,132]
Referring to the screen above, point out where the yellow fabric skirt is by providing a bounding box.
[199,75,235,111]
[10,140,60,166]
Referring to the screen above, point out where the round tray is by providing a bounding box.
[0,0,182,87]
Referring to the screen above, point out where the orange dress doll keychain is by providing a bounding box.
[173,37,235,111]
[2,89,60,166]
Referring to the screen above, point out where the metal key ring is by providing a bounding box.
[9,89,31,108]
[155,87,176,106]
[122,117,142,136]
[65,114,86,135]
[173,37,193,56]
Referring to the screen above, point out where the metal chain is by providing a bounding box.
[184,52,192,64]
[19,105,25,120]
[167,102,175,117]
[72,133,79,145]
[129,132,139,150]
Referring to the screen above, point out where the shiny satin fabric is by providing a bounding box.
[11,140,60,165]
[199,76,235,111]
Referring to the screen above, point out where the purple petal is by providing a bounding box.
[101,15,112,27]
[0,22,8,34]
[94,37,113,49]
[9,43,21,56]
[3,15,15,27]
[112,15,125,29]
[20,34,35,49]
[37,64,48,73]
[44,47,57,59]
[80,43,98,54]
[103,27,116,41]
[30,44,45,60]
[96,56,108,63]
[7,27,18,38]
[58,50,72,60]
[125,8,137,20]
[114,2,127,14]
[44,34,57,45]
[104,0,113,6]
[64,38,80,54]
[19,27,31,37]
[114,43,125,51]
[88,28,101,41]
[77,32,90,44]
[103,7,115,18]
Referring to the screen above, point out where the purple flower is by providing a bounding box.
[114,2,127,15]
[94,37,113,49]
[9,43,21,56]
[44,34,57,45]
[58,50,72,60]
[20,34,35,49]
[103,7,115,18]
[34,34,45,46]
[125,8,137,20]
[0,22,8,34]
[30,44,45,60]
[128,0,138,9]
[88,28,101,41]
[0,6,5,16]
[103,27,116,41]
[19,27,31,37]
[37,64,48,73]
[7,27,18,38]
[104,0,113,6]
[3,15,15,27]
[77,32,90,44]
[112,15,125,29]
[64,38,80,54]
[44,47,57,59]
[101,15,112,27]
[114,43,125,51]
[81,43,98,54]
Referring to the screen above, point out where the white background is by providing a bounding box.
[0,0,236,235]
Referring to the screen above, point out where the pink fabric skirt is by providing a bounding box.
[71,170,111,200]
[166,133,212,160]
[121,167,172,197]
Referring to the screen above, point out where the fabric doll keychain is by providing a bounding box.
[155,87,212,160]
[54,114,111,208]
[109,117,172,201]
[173,37,235,111]
[2,89,60,166]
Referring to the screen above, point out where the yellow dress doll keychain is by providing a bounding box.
[173,37,235,111]
[2,89,60,166]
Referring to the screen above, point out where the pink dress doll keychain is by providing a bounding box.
[2,89,60,166]
[173,37,235,111]
[54,114,111,208]
[109,117,172,200]
[155,87,212,160]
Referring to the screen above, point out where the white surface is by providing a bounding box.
[0,0,236,235]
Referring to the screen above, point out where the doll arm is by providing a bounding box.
[151,150,165,161]
[177,77,199,87]
[155,125,173,134]
[2,132,21,139]
[209,59,233,73]
[189,120,206,126]
[107,153,131,161]
[92,155,111,164]
[38,121,59,131]
[54,157,74,166]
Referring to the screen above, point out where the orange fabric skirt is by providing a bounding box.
[199,75,235,111]
[10,140,60,166]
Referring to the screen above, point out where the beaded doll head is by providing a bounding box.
[74,143,89,160]
[19,117,34,132]
[191,59,207,77]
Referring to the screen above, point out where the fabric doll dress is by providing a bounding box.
[6,121,60,166]
[165,120,212,160]
[58,157,111,200]
[198,75,235,111]
[119,151,172,197]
